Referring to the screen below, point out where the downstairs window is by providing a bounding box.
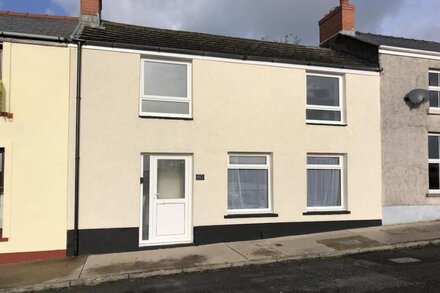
[307,155,345,211]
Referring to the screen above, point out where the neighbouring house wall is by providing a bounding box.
[380,53,440,224]
[70,47,381,244]
[0,42,70,255]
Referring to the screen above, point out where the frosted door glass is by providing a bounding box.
[157,160,185,199]
[144,61,187,98]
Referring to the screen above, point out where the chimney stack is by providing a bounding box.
[80,0,102,28]
[319,0,355,45]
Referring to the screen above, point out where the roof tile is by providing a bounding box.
[80,20,379,70]
[355,32,440,53]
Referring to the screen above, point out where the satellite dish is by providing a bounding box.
[404,89,429,108]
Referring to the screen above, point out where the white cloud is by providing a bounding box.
[379,0,440,42]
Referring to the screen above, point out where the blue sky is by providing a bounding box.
[0,0,65,15]
[0,0,439,46]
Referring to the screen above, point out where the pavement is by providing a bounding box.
[2,221,440,292]
[56,243,440,292]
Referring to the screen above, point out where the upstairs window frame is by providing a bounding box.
[306,73,345,125]
[429,70,440,111]
[140,58,192,119]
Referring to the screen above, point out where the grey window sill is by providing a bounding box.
[428,108,440,115]
[139,115,193,121]
[426,193,440,198]
[306,122,347,127]
[303,211,351,216]
[224,213,279,219]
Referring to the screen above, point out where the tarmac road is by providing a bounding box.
[55,244,440,292]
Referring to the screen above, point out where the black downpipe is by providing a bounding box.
[74,41,83,256]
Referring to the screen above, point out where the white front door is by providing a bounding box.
[140,155,192,246]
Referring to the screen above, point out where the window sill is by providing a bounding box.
[139,115,193,121]
[0,230,8,242]
[427,192,440,198]
[224,213,279,219]
[428,108,440,115]
[306,122,347,127]
[303,210,351,216]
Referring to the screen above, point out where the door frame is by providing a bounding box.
[139,154,193,247]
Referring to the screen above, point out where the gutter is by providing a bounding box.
[379,45,440,61]
[84,40,381,73]
[0,31,69,42]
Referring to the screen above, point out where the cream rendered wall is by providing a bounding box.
[0,42,70,253]
[77,48,381,229]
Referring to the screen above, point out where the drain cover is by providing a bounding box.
[389,257,421,264]
[338,239,362,246]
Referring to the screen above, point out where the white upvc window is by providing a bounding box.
[429,70,440,111]
[306,73,344,125]
[227,154,272,214]
[428,133,440,193]
[140,59,192,118]
[307,154,345,211]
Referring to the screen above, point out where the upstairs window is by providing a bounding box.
[429,71,440,109]
[306,73,344,124]
[140,59,192,118]
[429,134,440,193]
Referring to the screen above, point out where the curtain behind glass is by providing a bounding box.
[228,169,268,209]
[307,169,341,207]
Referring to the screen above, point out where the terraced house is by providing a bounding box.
[0,0,383,262]
[322,0,440,225]
[0,12,79,263]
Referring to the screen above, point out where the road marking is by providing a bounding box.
[389,257,421,264]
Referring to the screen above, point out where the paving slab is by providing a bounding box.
[353,225,440,245]
[81,243,246,279]
[0,256,86,289]
[264,230,360,256]
[226,240,286,260]
[264,235,333,256]
[317,235,382,250]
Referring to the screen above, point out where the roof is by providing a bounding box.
[355,32,440,53]
[0,11,379,71]
[0,11,79,39]
[79,20,379,71]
